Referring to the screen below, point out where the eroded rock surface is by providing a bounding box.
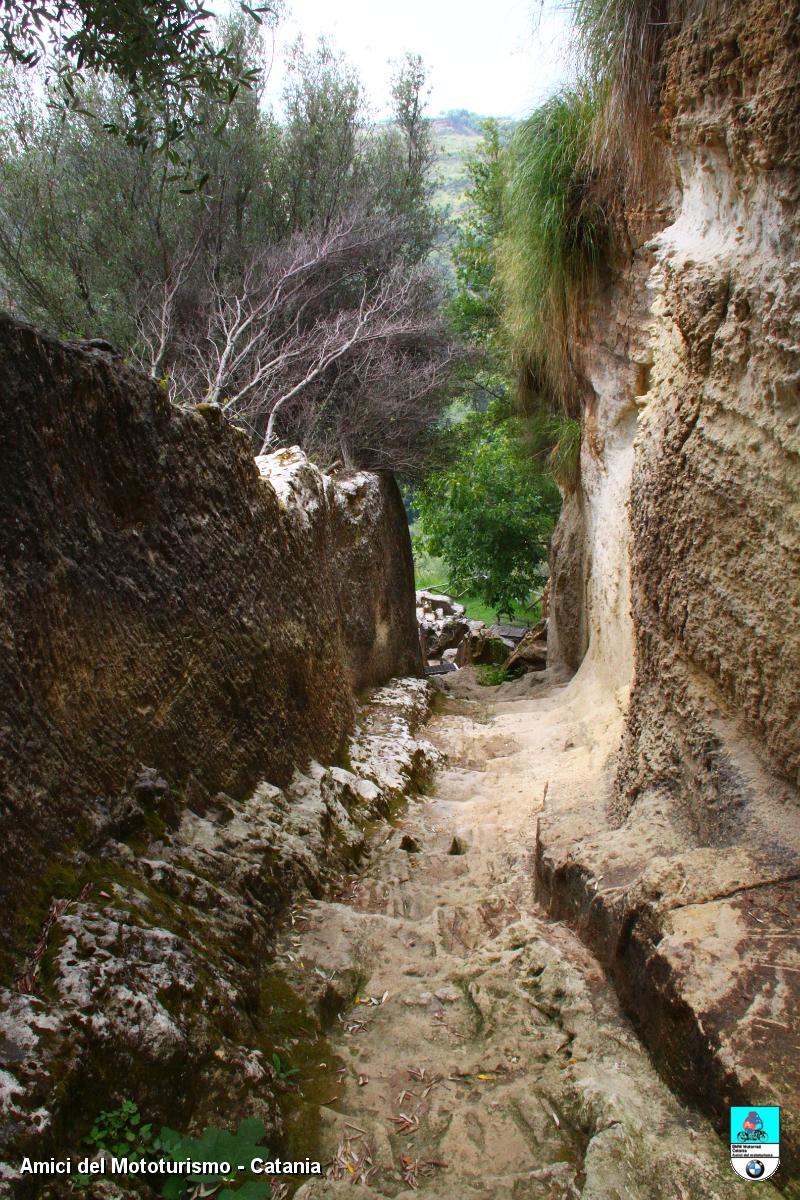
[0,680,439,1194]
[276,684,775,1199]
[539,1,800,1183]
[0,314,420,978]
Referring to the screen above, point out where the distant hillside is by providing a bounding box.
[430,110,513,219]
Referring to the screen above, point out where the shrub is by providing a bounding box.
[476,663,509,686]
[415,400,560,616]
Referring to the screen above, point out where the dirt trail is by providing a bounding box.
[284,675,776,1199]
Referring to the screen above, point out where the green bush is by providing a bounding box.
[415,400,560,616]
[476,663,509,687]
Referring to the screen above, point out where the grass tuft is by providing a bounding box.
[548,417,582,491]
[499,86,609,416]
[571,0,702,198]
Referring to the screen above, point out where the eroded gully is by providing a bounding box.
[273,676,775,1200]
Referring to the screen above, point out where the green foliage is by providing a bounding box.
[476,663,510,686]
[77,1103,271,1197]
[500,86,608,414]
[0,30,441,346]
[271,1052,299,1083]
[0,34,452,470]
[413,117,574,621]
[157,1117,269,1197]
[82,1100,153,1162]
[0,0,278,159]
[0,21,277,346]
[415,400,560,616]
[449,119,506,347]
[547,417,582,489]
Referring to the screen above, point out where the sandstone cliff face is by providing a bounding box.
[0,314,431,1186]
[538,0,800,1181]
[0,313,420,977]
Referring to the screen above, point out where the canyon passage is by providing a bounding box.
[0,0,799,1196]
[276,672,781,1199]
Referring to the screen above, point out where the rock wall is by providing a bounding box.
[0,313,432,1188]
[538,0,800,1183]
[0,311,420,976]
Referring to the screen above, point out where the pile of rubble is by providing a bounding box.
[416,590,547,675]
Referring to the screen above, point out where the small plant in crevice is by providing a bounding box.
[476,664,510,687]
[548,417,582,491]
[271,1052,300,1084]
[81,1099,154,1162]
[76,1104,273,1198]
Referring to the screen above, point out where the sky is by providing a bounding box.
[260,0,573,120]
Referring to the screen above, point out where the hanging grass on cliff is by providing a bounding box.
[499,86,610,416]
[498,3,697,418]
[571,0,694,196]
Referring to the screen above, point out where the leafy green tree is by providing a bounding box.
[449,118,505,347]
[415,401,560,615]
[0,0,277,154]
[414,117,579,612]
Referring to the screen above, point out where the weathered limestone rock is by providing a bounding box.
[505,621,548,673]
[415,590,470,664]
[537,0,800,1181]
[0,313,431,1189]
[0,314,421,979]
[0,679,440,1184]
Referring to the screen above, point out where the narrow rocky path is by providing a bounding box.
[283,678,776,1199]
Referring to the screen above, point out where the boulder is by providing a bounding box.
[488,622,529,645]
[505,620,548,673]
[425,614,471,657]
[415,590,465,618]
[470,631,512,665]
[416,589,470,662]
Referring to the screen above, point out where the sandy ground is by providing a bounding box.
[285,672,777,1199]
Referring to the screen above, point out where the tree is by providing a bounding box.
[415,401,561,614]
[449,118,505,347]
[413,120,575,612]
[389,52,438,260]
[0,0,276,153]
[0,30,457,473]
[145,208,456,469]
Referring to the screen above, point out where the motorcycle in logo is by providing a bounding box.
[730,1107,780,1181]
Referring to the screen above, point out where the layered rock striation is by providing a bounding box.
[0,312,420,975]
[0,313,429,1189]
[537,0,800,1182]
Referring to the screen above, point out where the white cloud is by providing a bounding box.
[259,0,572,118]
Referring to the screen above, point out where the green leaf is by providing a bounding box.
[161,1179,185,1200]
[220,1182,269,1199]
[236,1118,266,1142]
